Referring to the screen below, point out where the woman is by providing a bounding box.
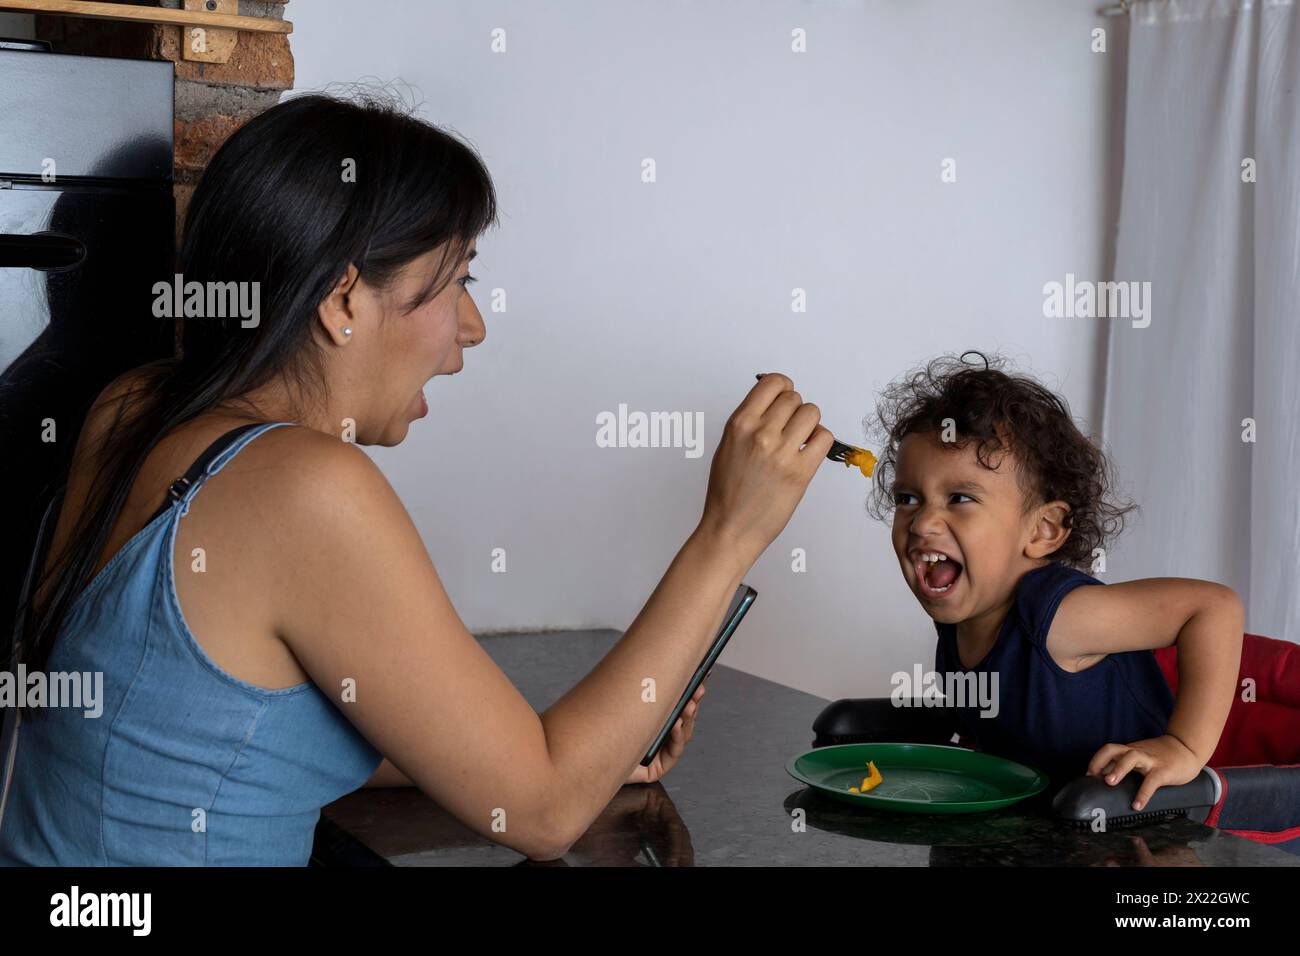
[0,92,831,865]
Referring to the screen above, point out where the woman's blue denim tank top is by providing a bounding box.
[0,421,382,866]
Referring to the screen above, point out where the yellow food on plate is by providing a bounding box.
[849,760,884,793]
[843,448,877,478]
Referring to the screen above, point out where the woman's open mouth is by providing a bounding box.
[913,550,964,599]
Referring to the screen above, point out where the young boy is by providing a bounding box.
[869,353,1244,810]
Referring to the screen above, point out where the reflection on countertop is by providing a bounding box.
[318,630,1300,867]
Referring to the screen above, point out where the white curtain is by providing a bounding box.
[1104,0,1300,642]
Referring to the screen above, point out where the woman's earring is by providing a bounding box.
[342,327,352,338]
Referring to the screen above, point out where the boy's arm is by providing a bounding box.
[1047,578,1244,809]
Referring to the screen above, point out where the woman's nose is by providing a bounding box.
[460,290,486,347]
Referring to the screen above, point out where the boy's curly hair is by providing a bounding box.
[864,352,1135,569]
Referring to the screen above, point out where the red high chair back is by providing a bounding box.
[1154,633,1300,767]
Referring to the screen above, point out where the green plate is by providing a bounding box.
[786,743,1049,814]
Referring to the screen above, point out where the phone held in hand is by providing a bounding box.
[640,584,757,767]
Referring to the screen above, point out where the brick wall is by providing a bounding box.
[34,0,294,248]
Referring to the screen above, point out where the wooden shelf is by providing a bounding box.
[0,0,292,35]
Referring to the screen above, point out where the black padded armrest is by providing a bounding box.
[1051,768,1220,825]
[812,697,960,748]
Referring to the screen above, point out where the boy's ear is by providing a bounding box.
[1026,500,1071,559]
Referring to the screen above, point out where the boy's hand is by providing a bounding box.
[1087,735,1204,811]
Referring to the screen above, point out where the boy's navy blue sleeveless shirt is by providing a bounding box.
[933,562,1174,785]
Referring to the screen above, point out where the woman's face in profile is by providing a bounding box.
[361,240,484,445]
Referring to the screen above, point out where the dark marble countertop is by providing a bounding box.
[318,630,1300,867]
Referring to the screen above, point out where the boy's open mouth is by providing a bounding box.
[913,550,964,598]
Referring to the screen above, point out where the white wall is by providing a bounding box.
[288,0,1120,702]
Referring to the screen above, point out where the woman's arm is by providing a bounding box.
[271,374,829,859]
[364,758,414,788]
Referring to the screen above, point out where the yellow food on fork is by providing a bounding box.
[847,760,884,793]
[843,448,877,478]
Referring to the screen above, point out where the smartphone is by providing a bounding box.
[640,583,757,767]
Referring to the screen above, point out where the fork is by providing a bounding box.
[825,438,869,464]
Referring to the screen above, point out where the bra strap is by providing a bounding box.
[147,422,273,525]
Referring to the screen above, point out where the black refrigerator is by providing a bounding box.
[0,38,175,634]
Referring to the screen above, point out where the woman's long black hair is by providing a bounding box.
[3,89,498,688]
